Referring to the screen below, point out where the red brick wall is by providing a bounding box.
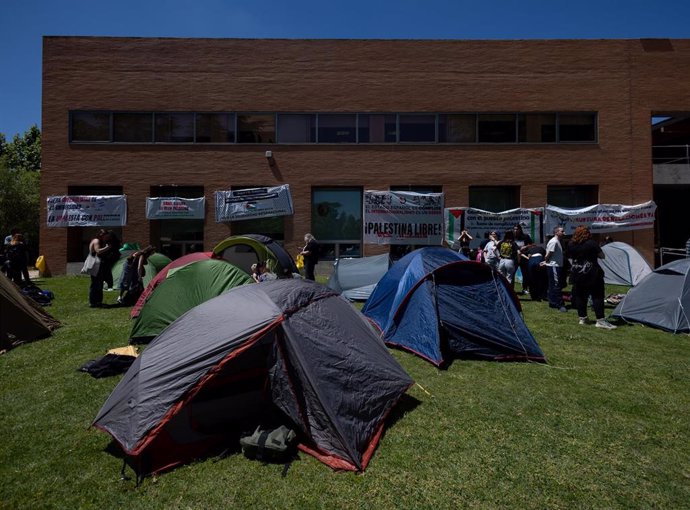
[41,37,690,273]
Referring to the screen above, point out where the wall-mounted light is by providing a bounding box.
[265,150,273,159]
[265,150,276,167]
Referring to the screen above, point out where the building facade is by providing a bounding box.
[41,37,690,274]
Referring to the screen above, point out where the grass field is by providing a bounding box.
[1,275,689,509]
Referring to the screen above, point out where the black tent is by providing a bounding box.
[93,279,412,476]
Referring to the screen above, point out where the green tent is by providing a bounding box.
[111,252,172,290]
[130,259,253,341]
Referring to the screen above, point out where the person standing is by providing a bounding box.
[513,223,533,294]
[456,230,473,258]
[496,230,519,287]
[100,230,121,291]
[300,233,319,281]
[542,226,567,312]
[568,226,616,329]
[482,231,499,270]
[7,233,30,286]
[88,231,105,307]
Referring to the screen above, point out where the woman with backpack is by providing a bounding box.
[567,226,616,330]
[496,230,519,287]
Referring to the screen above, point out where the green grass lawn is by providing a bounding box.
[1,276,689,509]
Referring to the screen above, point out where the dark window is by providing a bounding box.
[317,114,356,143]
[196,113,235,143]
[277,114,316,143]
[438,114,476,143]
[547,185,598,207]
[155,113,194,143]
[312,187,362,259]
[469,186,520,212]
[237,114,275,143]
[518,114,556,143]
[478,114,517,143]
[113,113,153,142]
[559,113,597,142]
[358,114,396,143]
[70,112,111,142]
[399,114,436,142]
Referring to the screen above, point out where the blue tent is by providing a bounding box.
[362,247,545,366]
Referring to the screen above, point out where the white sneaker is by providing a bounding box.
[595,319,617,330]
[578,317,589,325]
[116,296,123,305]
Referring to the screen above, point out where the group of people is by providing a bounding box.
[2,228,31,286]
[463,223,617,330]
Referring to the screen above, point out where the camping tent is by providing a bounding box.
[611,257,690,333]
[599,241,652,286]
[362,247,545,366]
[0,273,60,347]
[131,252,213,318]
[327,254,390,301]
[130,258,253,342]
[213,234,298,278]
[94,279,413,477]
[111,251,172,290]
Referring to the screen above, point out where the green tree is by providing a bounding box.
[0,125,41,261]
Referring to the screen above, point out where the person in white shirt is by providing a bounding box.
[542,226,567,312]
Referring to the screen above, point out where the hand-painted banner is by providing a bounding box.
[544,201,656,235]
[46,195,127,227]
[215,185,294,222]
[364,191,444,245]
[146,197,205,219]
[446,207,544,249]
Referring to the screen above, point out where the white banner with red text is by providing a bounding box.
[46,195,127,227]
[146,197,205,219]
[544,201,656,235]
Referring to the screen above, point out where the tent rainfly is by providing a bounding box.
[213,234,298,278]
[611,257,690,333]
[362,247,545,366]
[94,279,413,477]
[599,242,652,286]
[327,253,390,301]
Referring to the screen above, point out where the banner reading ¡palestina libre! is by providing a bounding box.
[46,195,127,227]
[215,184,294,222]
[445,207,544,249]
[146,197,205,220]
[363,191,444,245]
[544,201,657,235]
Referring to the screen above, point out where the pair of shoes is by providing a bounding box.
[105,287,115,292]
[558,306,568,313]
[116,297,123,305]
[578,317,589,325]
[595,319,617,330]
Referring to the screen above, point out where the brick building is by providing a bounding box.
[40,37,690,274]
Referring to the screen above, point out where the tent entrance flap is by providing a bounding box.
[135,334,278,474]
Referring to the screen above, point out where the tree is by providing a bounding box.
[0,126,41,261]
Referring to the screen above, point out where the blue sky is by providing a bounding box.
[2,0,690,140]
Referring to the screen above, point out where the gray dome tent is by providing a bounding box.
[93,279,412,477]
[599,241,652,286]
[611,258,690,333]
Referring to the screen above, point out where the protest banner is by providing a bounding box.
[46,195,127,227]
[146,197,205,219]
[215,185,293,222]
[544,201,656,235]
[445,207,544,249]
[364,191,444,245]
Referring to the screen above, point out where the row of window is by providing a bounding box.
[70,111,598,145]
[70,184,597,261]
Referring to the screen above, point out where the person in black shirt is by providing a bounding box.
[567,226,616,329]
[300,233,319,281]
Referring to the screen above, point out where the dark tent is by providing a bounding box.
[94,279,412,476]
[213,234,298,278]
[362,247,545,366]
[0,272,60,348]
[611,257,690,333]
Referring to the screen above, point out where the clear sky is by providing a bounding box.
[2,0,690,139]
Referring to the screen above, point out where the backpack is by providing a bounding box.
[498,241,514,259]
[240,425,297,463]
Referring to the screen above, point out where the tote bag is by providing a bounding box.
[81,253,101,276]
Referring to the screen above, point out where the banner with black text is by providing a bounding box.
[544,201,656,235]
[215,185,294,222]
[46,195,127,227]
[364,191,444,245]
